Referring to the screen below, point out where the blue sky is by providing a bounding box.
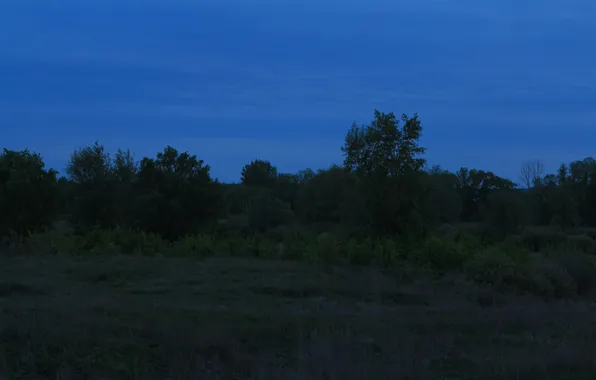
[2,0,595,182]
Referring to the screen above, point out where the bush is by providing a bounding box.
[24,230,81,255]
[527,258,576,299]
[580,228,596,240]
[520,227,566,252]
[464,248,576,299]
[565,235,596,254]
[256,239,279,258]
[552,252,596,295]
[347,239,373,266]
[0,149,60,238]
[108,228,167,255]
[465,248,511,285]
[77,229,122,255]
[381,238,399,267]
[169,234,217,257]
[435,223,459,239]
[4,229,80,255]
[414,236,469,272]
[216,214,251,236]
[305,232,339,265]
[481,189,530,236]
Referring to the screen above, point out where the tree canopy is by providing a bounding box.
[1,109,594,243]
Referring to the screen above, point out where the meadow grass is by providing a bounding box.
[1,255,595,379]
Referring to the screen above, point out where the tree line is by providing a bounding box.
[2,110,595,244]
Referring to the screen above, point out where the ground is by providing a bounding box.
[1,255,595,379]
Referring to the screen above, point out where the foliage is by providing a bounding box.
[0,149,60,237]
[420,167,462,226]
[240,159,278,188]
[519,227,567,252]
[133,146,221,240]
[342,110,427,237]
[481,189,530,236]
[464,249,575,298]
[413,236,470,272]
[66,142,117,230]
[246,188,294,232]
[3,109,596,301]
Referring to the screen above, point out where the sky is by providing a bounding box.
[1,0,595,183]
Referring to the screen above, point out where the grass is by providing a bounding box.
[1,255,596,379]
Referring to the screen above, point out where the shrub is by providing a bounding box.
[382,238,399,267]
[78,229,122,255]
[580,228,596,240]
[168,234,217,257]
[552,252,596,295]
[481,188,530,236]
[565,235,596,255]
[435,223,459,239]
[226,236,250,256]
[347,239,373,266]
[527,257,576,299]
[464,248,576,299]
[256,239,279,258]
[454,231,483,251]
[344,237,359,263]
[24,229,81,255]
[520,227,566,252]
[500,234,523,250]
[372,242,385,266]
[414,236,469,272]
[216,214,250,236]
[109,228,167,255]
[456,223,487,239]
[464,248,525,290]
[0,149,60,238]
[305,232,339,265]
[3,230,78,255]
[243,236,260,257]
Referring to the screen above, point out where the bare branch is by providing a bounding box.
[520,159,545,188]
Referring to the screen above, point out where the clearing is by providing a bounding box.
[0,255,595,379]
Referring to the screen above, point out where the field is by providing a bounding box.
[1,255,596,380]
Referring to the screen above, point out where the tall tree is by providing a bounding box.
[240,160,278,188]
[421,166,462,226]
[134,146,221,240]
[342,110,426,236]
[66,142,118,230]
[0,149,59,237]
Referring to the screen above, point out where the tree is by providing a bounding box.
[112,149,139,227]
[0,149,60,237]
[342,110,427,237]
[66,142,118,231]
[134,146,221,240]
[420,166,462,226]
[240,160,278,188]
[246,188,293,232]
[342,110,425,177]
[455,167,516,222]
[567,157,596,226]
[557,164,569,185]
[519,159,544,188]
[273,173,301,210]
[481,189,530,236]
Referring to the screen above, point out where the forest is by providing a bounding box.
[2,110,596,299]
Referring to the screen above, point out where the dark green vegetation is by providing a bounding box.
[2,256,596,379]
[2,110,596,378]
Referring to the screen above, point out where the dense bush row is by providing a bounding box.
[3,109,596,298]
[6,226,596,299]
